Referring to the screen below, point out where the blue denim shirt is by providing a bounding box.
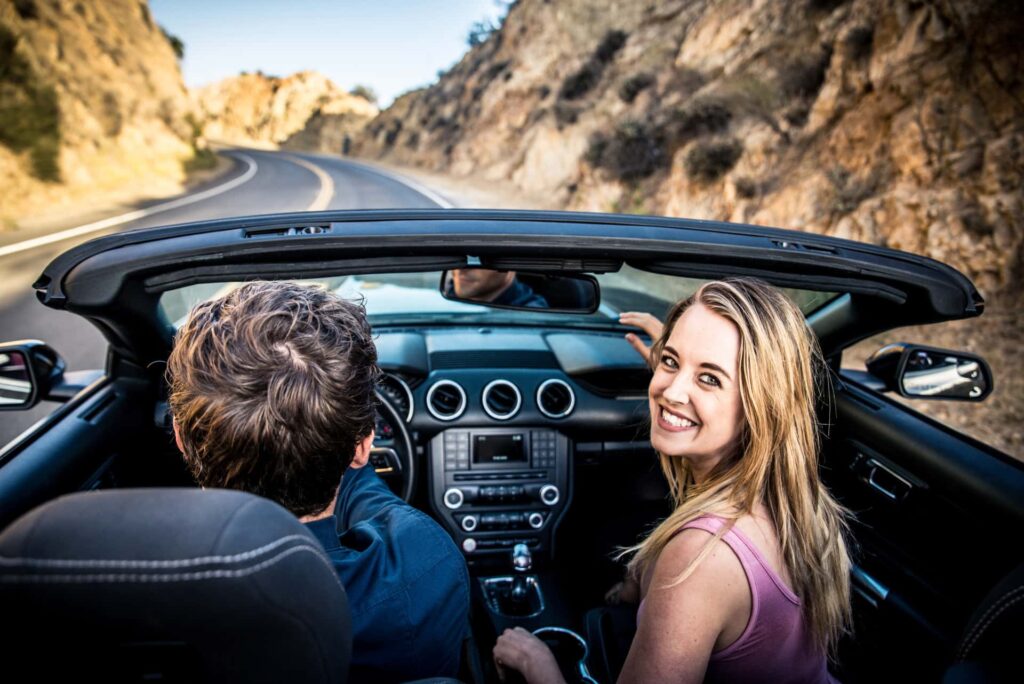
[304,465,469,682]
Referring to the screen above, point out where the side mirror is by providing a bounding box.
[865,343,993,402]
[0,341,65,411]
[440,269,600,314]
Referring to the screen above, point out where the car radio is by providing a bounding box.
[428,427,570,561]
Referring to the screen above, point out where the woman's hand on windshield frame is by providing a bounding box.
[619,312,664,366]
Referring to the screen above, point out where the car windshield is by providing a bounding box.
[158,264,840,330]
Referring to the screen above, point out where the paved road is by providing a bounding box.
[0,148,450,446]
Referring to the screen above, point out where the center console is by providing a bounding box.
[428,427,570,562]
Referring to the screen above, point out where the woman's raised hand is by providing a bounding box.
[619,312,664,366]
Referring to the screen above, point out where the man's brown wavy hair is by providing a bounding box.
[167,281,380,517]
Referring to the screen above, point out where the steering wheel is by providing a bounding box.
[370,389,415,502]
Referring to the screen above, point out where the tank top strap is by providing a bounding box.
[679,515,800,605]
[677,515,761,572]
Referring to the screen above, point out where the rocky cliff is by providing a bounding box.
[0,0,194,221]
[353,0,1022,305]
[194,70,377,151]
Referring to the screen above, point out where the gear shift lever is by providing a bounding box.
[510,543,532,605]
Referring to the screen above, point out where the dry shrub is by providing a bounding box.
[685,138,743,183]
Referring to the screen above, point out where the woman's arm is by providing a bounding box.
[617,528,749,684]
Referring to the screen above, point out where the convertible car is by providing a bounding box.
[0,210,1020,683]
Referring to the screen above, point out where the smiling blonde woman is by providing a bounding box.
[494,278,851,684]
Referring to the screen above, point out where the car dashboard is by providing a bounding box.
[370,325,653,566]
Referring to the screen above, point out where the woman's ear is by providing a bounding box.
[350,430,376,469]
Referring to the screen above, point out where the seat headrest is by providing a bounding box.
[0,488,351,683]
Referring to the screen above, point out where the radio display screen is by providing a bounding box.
[473,434,526,466]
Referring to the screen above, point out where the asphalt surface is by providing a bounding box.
[0,148,449,446]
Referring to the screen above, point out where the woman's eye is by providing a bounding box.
[699,372,720,387]
[660,355,678,369]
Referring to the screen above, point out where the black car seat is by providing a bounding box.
[0,488,352,683]
[942,561,1024,683]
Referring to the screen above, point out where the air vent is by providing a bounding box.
[426,380,467,421]
[482,380,522,420]
[537,379,575,419]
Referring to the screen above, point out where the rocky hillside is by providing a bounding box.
[354,0,1022,306]
[0,0,194,221]
[194,71,377,151]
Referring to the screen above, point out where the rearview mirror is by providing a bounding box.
[865,343,993,402]
[0,341,66,411]
[440,269,599,314]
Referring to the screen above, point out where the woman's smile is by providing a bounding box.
[656,404,700,431]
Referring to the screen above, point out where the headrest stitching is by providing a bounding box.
[0,543,333,584]
[0,534,312,569]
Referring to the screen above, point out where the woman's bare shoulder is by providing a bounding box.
[644,526,747,605]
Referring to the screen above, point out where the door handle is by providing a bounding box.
[865,458,912,501]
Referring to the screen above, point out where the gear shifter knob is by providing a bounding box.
[512,543,532,573]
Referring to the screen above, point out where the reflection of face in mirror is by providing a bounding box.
[0,351,33,406]
[449,269,549,308]
[452,268,515,301]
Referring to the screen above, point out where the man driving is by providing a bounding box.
[167,281,469,682]
[449,268,549,308]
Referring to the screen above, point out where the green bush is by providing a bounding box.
[619,73,654,103]
[778,50,831,98]
[587,120,666,181]
[13,0,37,20]
[844,26,874,62]
[0,25,61,181]
[827,165,877,215]
[553,103,578,128]
[735,177,758,199]
[685,138,743,183]
[558,29,628,101]
[585,134,608,166]
[161,26,184,60]
[595,30,628,63]
[559,60,602,100]
[183,147,217,174]
[29,133,60,181]
[672,98,732,141]
[349,84,378,105]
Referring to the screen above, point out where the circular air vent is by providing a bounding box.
[537,379,575,419]
[482,379,522,420]
[426,380,467,421]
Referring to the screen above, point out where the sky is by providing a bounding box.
[149,0,508,106]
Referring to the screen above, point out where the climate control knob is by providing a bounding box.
[539,484,560,506]
[443,488,465,509]
[528,512,544,529]
[461,515,479,532]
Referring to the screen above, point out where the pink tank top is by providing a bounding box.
[640,515,834,684]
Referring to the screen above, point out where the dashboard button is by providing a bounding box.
[443,488,464,509]
[540,484,560,506]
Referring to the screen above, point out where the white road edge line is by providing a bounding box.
[0,153,260,259]
[282,155,334,211]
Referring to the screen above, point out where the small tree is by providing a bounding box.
[467,19,497,47]
[160,26,184,60]
[349,84,378,105]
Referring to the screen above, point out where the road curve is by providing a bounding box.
[0,148,453,445]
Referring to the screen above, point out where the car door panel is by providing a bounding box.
[0,376,153,529]
[824,377,1024,681]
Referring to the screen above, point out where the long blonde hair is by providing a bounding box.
[624,278,851,656]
